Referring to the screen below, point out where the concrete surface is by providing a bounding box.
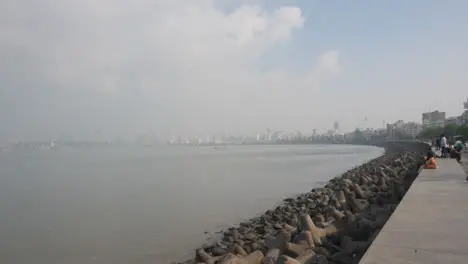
[460,152,468,176]
[359,159,468,264]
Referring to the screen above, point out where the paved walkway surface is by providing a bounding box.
[359,158,468,264]
[460,153,468,177]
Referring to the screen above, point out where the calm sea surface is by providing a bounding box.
[0,144,383,264]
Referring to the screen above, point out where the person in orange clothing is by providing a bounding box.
[424,147,438,169]
[425,157,437,169]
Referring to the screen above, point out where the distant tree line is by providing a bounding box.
[418,124,468,141]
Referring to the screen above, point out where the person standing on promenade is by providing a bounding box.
[435,137,441,150]
[454,137,464,163]
[440,134,447,157]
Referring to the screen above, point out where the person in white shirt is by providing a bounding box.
[440,134,447,157]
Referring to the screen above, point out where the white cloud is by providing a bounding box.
[0,0,341,139]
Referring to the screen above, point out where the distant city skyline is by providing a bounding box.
[4,99,468,144]
[1,1,468,142]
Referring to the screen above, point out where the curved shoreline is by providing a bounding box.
[175,141,428,264]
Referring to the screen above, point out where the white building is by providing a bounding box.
[402,122,423,138]
[445,116,463,126]
[422,110,446,128]
[387,121,422,139]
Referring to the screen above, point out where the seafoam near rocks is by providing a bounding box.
[176,141,427,264]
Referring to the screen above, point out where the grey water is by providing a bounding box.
[0,144,383,264]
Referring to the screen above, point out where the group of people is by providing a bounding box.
[427,134,465,168]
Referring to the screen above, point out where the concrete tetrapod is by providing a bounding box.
[217,250,264,264]
[261,249,280,264]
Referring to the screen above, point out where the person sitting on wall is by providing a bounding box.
[425,156,438,169]
[425,147,438,169]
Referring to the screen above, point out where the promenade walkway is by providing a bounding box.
[359,158,468,264]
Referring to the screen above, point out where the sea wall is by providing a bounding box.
[176,141,428,264]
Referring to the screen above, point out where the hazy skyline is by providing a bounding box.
[1,0,467,141]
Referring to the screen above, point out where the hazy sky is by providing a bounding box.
[1,0,468,141]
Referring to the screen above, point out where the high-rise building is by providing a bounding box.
[264,128,271,141]
[333,121,340,131]
[422,110,446,128]
[462,98,468,125]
